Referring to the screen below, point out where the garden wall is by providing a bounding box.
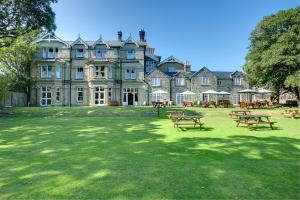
[0,92,27,107]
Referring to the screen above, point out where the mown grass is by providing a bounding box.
[0,106,299,199]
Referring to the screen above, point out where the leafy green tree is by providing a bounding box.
[0,0,57,47]
[243,6,300,100]
[0,31,38,98]
[0,74,10,109]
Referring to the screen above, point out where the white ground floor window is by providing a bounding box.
[41,86,51,106]
[176,93,185,106]
[123,88,138,106]
[152,94,160,102]
[94,86,105,106]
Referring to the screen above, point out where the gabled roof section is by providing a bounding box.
[34,33,70,47]
[122,34,139,47]
[93,35,110,48]
[231,70,244,77]
[71,35,89,48]
[146,68,171,79]
[192,67,212,77]
[158,56,184,66]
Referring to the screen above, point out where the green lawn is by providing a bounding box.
[0,106,299,199]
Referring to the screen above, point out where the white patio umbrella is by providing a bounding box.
[180,90,196,102]
[237,89,257,102]
[151,90,167,102]
[202,90,218,102]
[217,91,231,101]
[152,90,167,94]
[257,88,272,94]
[237,89,257,93]
[218,91,231,95]
[256,88,272,101]
[202,90,219,94]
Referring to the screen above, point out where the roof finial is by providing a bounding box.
[78,33,81,38]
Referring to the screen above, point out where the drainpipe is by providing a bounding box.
[169,78,172,103]
[69,46,72,107]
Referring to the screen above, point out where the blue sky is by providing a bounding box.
[52,0,299,71]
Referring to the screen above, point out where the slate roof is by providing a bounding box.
[65,40,148,47]
[164,71,196,78]
[211,71,232,79]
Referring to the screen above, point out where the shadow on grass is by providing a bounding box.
[0,111,299,199]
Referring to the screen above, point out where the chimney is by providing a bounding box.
[139,28,145,42]
[184,60,191,72]
[117,30,122,41]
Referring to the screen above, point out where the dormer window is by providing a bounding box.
[168,66,175,73]
[76,48,84,58]
[96,49,106,59]
[127,50,135,59]
[233,77,242,85]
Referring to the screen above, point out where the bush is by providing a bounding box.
[285,100,298,107]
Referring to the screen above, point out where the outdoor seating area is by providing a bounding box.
[281,109,299,119]
[229,110,277,130]
[167,110,203,129]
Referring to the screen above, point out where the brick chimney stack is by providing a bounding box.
[139,28,146,42]
[117,30,122,41]
[184,60,191,72]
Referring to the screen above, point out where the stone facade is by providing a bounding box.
[30,31,249,106]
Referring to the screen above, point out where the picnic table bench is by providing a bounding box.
[166,111,185,118]
[229,110,252,118]
[172,115,203,129]
[281,109,299,119]
[235,114,276,130]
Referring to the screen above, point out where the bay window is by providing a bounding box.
[96,49,106,59]
[233,77,242,85]
[41,66,52,78]
[56,66,61,78]
[76,48,84,58]
[76,67,84,79]
[127,50,135,59]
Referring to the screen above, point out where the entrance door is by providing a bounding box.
[41,86,51,106]
[128,93,134,105]
[94,86,105,105]
[123,88,138,105]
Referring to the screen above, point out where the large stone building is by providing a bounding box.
[30,30,249,106]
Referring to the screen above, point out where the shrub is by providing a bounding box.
[285,100,298,107]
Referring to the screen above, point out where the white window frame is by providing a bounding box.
[145,60,154,73]
[56,87,61,102]
[152,93,160,102]
[76,48,84,58]
[96,49,106,59]
[151,78,161,86]
[131,68,136,80]
[168,66,176,73]
[93,66,105,78]
[56,66,61,78]
[176,78,185,86]
[48,48,54,58]
[233,77,242,85]
[125,68,131,79]
[94,86,105,105]
[108,67,112,79]
[127,49,135,59]
[201,77,209,85]
[77,88,83,102]
[76,67,84,79]
[41,66,52,78]
[41,86,51,106]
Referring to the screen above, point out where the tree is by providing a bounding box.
[0,31,38,98]
[243,6,300,100]
[0,74,10,109]
[0,0,57,47]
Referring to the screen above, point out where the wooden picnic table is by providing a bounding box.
[229,110,252,118]
[166,111,185,118]
[152,101,167,108]
[182,101,194,107]
[172,115,203,129]
[281,109,299,119]
[235,114,276,130]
